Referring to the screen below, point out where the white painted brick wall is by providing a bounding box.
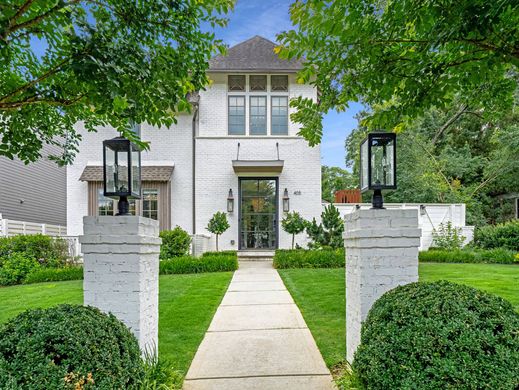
[344,209,421,363]
[80,216,161,354]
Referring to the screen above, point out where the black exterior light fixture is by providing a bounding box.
[283,188,290,212]
[227,189,234,213]
[103,136,141,216]
[360,132,396,209]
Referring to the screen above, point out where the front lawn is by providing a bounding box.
[0,272,232,375]
[279,263,519,369]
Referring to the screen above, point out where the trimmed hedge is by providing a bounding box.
[159,226,192,259]
[159,254,238,274]
[353,281,519,389]
[0,304,144,389]
[273,249,345,269]
[474,220,519,251]
[23,266,84,284]
[201,250,237,258]
[419,248,518,264]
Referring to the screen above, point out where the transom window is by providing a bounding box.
[227,75,289,136]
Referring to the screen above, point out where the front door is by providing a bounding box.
[239,178,278,250]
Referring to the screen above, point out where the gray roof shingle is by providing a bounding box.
[209,35,303,72]
[79,165,174,182]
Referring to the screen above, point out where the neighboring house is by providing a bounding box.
[66,36,322,251]
[0,144,66,227]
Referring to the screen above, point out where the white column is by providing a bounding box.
[80,216,161,354]
[344,209,421,363]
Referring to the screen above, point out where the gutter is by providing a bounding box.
[190,95,200,235]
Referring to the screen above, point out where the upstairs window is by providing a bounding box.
[250,75,267,91]
[271,75,288,92]
[250,96,267,135]
[271,96,288,135]
[228,96,246,135]
[228,75,245,91]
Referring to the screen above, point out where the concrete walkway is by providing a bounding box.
[183,261,335,390]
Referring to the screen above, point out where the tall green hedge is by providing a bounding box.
[474,220,519,251]
[159,254,238,274]
[273,249,345,269]
[419,248,518,264]
[353,281,519,389]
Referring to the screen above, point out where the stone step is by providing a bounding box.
[238,250,275,262]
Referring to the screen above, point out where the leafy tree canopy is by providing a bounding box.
[321,165,356,203]
[277,0,519,145]
[281,211,306,249]
[0,0,233,164]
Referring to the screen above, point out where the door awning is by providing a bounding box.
[232,160,284,176]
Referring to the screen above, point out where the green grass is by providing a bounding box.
[0,272,232,376]
[279,263,519,368]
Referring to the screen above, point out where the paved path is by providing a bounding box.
[183,261,335,390]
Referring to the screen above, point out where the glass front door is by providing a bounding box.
[239,178,278,250]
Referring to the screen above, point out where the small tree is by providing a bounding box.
[206,212,230,252]
[306,204,344,249]
[281,212,306,249]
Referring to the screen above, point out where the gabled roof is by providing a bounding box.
[209,35,303,73]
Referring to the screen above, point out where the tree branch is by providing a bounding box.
[432,104,468,145]
[9,0,35,27]
[0,94,86,110]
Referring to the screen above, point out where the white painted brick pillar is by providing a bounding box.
[80,216,161,354]
[344,209,421,363]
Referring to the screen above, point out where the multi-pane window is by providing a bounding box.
[271,75,288,92]
[250,75,267,91]
[271,96,289,135]
[228,75,245,91]
[98,189,114,215]
[228,96,246,135]
[143,189,158,220]
[249,96,267,135]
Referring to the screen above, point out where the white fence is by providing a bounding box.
[330,203,474,250]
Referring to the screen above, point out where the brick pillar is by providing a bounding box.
[80,216,161,354]
[344,209,421,363]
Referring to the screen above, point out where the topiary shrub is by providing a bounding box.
[353,281,519,390]
[159,226,192,259]
[0,304,144,389]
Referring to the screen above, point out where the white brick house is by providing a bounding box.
[66,36,321,251]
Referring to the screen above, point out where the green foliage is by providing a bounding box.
[159,226,192,259]
[419,248,518,264]
[278,1,519,143]
[0,234,68,267]
[159,255,237,275]
[0,0,233,164]
[206,211,230,251]
[139,352,182,390]
[23,266,84,284]
[281,211,306,249]
[0,304,145,389]
[431,222,466,250]
[201,250,237,257]
[353,281,519,390]
[474,220,519,251]
[273,249,345,269]
[321,165,356,203]
[0,253,40,286]
[306,204,344,249]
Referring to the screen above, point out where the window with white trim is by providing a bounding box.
[98,189,114,216]
[228,96,246,135]
[271,96,289,135]
[250,96,267,135]
[143,189,159,220]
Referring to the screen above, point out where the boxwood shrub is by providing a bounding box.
[419,247,518,264]
[23,266,84,284]
[273,249,345,269]
[353,281,519,390]
[474,220,519,251]
[160,254,238,274]
[159,226,192,259]
[0,234,68,267]
[0,304,144,390]
[201,250,237,258]
[0,253,40,286]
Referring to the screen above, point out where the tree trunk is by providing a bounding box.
[292,234,295,249]
[216,234,219,252]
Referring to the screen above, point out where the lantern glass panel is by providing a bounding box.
[360,139,369,191]
[131,147,141,197]
[115,149,129,193]
[370,135,395,188]
[105,146,116,193]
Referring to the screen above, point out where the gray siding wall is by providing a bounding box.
[0,145,66,226]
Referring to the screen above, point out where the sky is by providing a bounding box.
[210,0,363,169]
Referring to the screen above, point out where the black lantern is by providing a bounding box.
[360,132,396,209]
[103,136,141,216]
[227,189,234,213]
[282,188,290,212]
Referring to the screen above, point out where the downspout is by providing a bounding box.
[191,99,199,236]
